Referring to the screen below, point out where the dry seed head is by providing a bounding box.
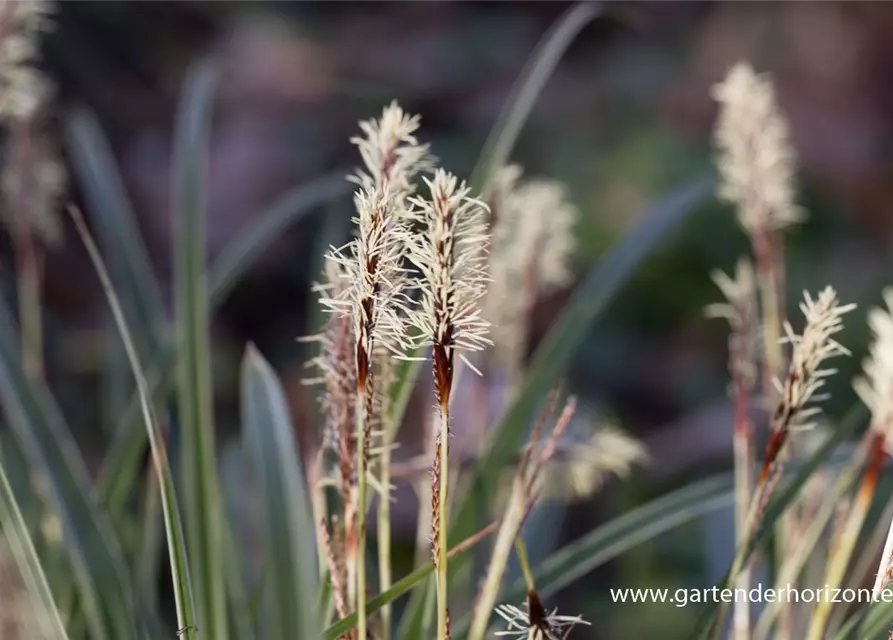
[539,425,647,501]
[854,288,893,445]
[323,185,412,372]
[404,168,492,382]
[485,163,523,223]
[350,100,433,197]
[485,167,577,368]
[706,258,760,387]
[712,61,803,234]
[303,261,357,492]
[774,286,855,432]
[1,119,65,244]
[0,0,54,122]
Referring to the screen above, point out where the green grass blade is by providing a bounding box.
[209,174,350,308]
[172,59,229,640]
[241,346,320,639]
[136,471,163,615]
[63,107,167,358]
[223,525,257,640]
[0,298,135,640]
[468,1,602,193]
[69,205,198,639]
[96,172,349,523]
[0,457,69,640]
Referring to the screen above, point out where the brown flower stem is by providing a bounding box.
[432,345,452,640]
[433,406,450,640]
[354,386,369,640]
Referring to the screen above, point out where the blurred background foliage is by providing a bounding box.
[5,1,893,636]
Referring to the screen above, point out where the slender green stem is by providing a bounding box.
[514,537,535,593]
[355,393,368,640]
[15,231,43,380]
[377,425,393,639]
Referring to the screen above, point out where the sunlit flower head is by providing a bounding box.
[712,61,803,234]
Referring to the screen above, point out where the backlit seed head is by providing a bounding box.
[0,0,55,122]
[485,166,577,370]
[775,287,855,432]
[712,61,803,234]
[404,169,492,369]
[350,100,434,197]
[855,288,893,445]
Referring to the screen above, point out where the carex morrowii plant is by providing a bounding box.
[303,97,643,640]
[700,60,893,640]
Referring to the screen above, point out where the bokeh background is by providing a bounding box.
[6,1,893,637]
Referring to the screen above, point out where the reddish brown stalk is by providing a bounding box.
[431,436,444,568]
[757,429,789,487]
[321,518,349,620]
[861,431,887,502]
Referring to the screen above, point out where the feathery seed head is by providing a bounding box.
[323,104,433,384]
[486,164,523,223]
[1,118,65,244]
[539,425,647,501]
[303,262,357,491]
[350,100,433,196]
[706,258,759,387]
[855,289,893,444]
[405,168,492,399]
[712,61,803,234]
[485,168,577,369]
[0,0,54,122]
[774,287,855,432]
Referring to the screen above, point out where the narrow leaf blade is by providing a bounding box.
[241,346,320,639]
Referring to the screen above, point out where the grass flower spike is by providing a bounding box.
[712,61,801,235]
[319,101,428,640]
[0,0,54,122]
[751,287,853,528]
[485,167,577,377]
[405,168,491,638]
[772,287,855,438]
[350,100,433,196]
